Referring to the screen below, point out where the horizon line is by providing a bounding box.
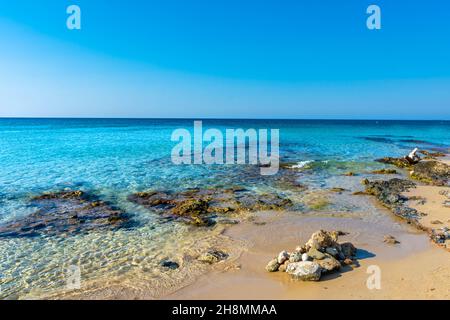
[0,117,449,122]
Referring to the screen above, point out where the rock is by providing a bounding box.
[129,187,294,227]
[0,190,131,238]
[286,261,322,281]
[343,258,354,266]
[344,172,356,176]
[330,187,347,193]
[418,150,446,158]
[198,250,228,264]
[305,230,336,250]
[217,218,239,225]
[325,247,339,258]
[266,259,280,272]
[340,242,357,258]
[371,169,398,175]
[159,259,179,270]
[301,253,310,262]
[307,247,326,260]
[364,178,421,224]
[375,157,412,168]
[315,255,341,273]
[445,240,450,250]
[277,251,290,264]
[296,245,308,254]
[411,161,450,186]
[383,235,400,245]
[279,262,289,272]
[430,220,443,225]
[289,252,302,263]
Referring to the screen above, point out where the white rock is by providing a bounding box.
[277,250,290,264]
[286,261,322,281]
[301,253,310,262]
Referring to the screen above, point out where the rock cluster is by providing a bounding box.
[363,178,420,223]
[265,230,357,281]
[376,155,450,186]
[0,190,131,238]
[129,187,293,226]
[410,161,450,186]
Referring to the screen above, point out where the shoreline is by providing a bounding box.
[8,153,450,300]
[166,211,449,300]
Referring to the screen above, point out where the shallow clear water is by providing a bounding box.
[0,119,449,298]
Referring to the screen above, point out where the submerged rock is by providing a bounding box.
[371,169,398,175]
[129,187,293,227]
[375,157,412,168]
[198,250,228,264]
[0,190,131,238]
[286,261,322,281]
[159,259,180,270]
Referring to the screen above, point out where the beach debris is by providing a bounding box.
[406,148,421,165]
[0,190,131,238]
[383,235,400,245]
[430,220,443,225]
[265,230,359,281]
[129,187,293,226]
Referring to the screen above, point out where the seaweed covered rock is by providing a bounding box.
[364,178,419,222]
[410,160,450,186]
[265,230,359,281]
[0,190,131,238]
[129,187,293,227]
[375,157,412,169]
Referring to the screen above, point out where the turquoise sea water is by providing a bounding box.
[0,119,449,298]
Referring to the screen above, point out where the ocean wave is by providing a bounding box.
[291,160,314,169]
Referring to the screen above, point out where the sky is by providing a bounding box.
[0,0,449,119]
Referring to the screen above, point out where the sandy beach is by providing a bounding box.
[166,212,450,300]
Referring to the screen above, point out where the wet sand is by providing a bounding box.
[167,212,450,300]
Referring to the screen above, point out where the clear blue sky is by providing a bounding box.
[0,0,449,119]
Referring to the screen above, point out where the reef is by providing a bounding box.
[0,190,131,238]
[129,187,293,226]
